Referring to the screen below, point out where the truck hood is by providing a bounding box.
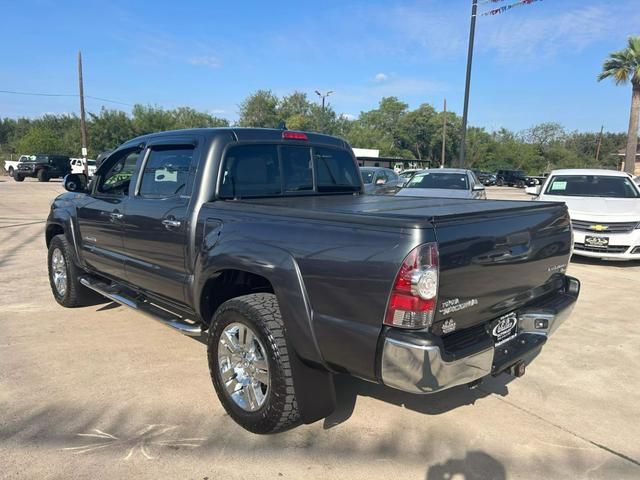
[396,188,473,199]
[542,195,640,221]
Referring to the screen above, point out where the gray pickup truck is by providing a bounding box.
[46,128,579,433]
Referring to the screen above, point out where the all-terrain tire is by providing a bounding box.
[14,174,24,182]
[37,169,49,182]
[48,234,94,307]
[496,178,504,186]
[8,167,14,177]
[207,293,300,434]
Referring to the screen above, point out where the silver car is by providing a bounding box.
[396,168,487,200]
[360,167,403,195]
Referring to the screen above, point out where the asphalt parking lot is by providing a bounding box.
[1,177,639,480]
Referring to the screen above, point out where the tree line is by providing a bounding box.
[0,91,627,174]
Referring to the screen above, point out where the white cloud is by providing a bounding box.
[188,55,221,68]
[374,73,388,82]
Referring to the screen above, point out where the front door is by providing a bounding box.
[76,148,142,280]
[122,139,198,304]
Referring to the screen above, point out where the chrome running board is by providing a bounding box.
[80,277,202,336]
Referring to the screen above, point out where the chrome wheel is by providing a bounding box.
[217,322,270,412]
[51,248,67,296]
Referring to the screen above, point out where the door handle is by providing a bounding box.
[110,212,124,220]
[162,219,181,229]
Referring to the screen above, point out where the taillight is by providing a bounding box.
[282,131,308,140]
[384,242,439,329]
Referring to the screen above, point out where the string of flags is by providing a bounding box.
[480,0,542,16]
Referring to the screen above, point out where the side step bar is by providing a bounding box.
[80,277,202,336]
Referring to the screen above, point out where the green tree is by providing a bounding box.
[598,36,640,174]
[238,90,280,128]
[88,108,135,153]
[15,125,64,154]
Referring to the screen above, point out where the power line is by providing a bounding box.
[0,89,133,106]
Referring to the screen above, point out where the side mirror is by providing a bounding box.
[525,185,541,196]
[375,178,386,186]
[472,184,485,191]
[64,173,88,193]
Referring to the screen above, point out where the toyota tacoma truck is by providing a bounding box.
[46,128,579,434]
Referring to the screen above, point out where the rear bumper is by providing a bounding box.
[379,276,579,394]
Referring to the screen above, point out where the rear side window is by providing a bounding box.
[314,147,360,192]
[139,147,194,197]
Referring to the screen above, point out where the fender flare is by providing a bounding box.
[195,239,336,424]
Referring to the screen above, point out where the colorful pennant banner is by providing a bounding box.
[481,0,542,16]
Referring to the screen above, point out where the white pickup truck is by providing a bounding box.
[70,158,97,177]
[4,155,31,177]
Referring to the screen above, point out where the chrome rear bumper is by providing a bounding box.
[380,276,579,394]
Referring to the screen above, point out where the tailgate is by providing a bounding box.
[431,203,571,334]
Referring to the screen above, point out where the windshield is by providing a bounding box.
[87,160,96,166]
[360,169,375,184]
[545,175,640,198]
[399,171,415,179]
[406,172,469,190]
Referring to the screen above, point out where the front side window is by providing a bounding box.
[97,149,141,195]
[407,172,470,190]
[139,147,194,197]
[545,175,640,198]
[360,169,375,184]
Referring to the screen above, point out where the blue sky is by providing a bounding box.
[1,0,639,133]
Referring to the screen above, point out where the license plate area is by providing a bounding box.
[585,235,609,248]
[491,312,518,346]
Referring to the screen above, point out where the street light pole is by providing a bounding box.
[459,0,477,168]
[315,90,333,111]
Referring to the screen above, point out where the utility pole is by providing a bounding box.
[459,0,477,168]
[78,51,88,177]
[441,98,447,168]
[315,90,333,111]
[595,125,604,163]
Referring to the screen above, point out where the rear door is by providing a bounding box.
[122,137,199,303]
[76,147,142,279]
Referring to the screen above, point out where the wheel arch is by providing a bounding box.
[197,244,336,424]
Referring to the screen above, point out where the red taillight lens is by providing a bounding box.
[384,243,439,329]
[282,131,308,140]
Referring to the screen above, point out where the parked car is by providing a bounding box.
[397,168,487,199]
[398,168,422,186]
[527,169,640,260]
[14,154,71,182]
[360,166,403,194]
[633,175,640,187]
[70,158,97,177]
[4,154,31,177]
[496,169,536,187]
[473,170,496,186]
[46,127,579,434]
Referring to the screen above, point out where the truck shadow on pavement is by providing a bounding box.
[324,373,512,429]
[425,451,506,480]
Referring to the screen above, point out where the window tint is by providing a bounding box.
[314,147,360,192]
[281,146,312,192]
[545,175,639,198]
[407,172,469,190]
[219,145,280,198]
[139,147,194,197]
[360,169,375,184]
[98,150,141,195]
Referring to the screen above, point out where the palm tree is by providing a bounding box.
[598,36,640,175]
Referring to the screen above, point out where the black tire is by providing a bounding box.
[48,234,94,307]
[207,293,300,434]
[14,174,24,182]
[496,178,504,186]
[8,167,14,177]
[37,169,49,182]
[517,180,525,188]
